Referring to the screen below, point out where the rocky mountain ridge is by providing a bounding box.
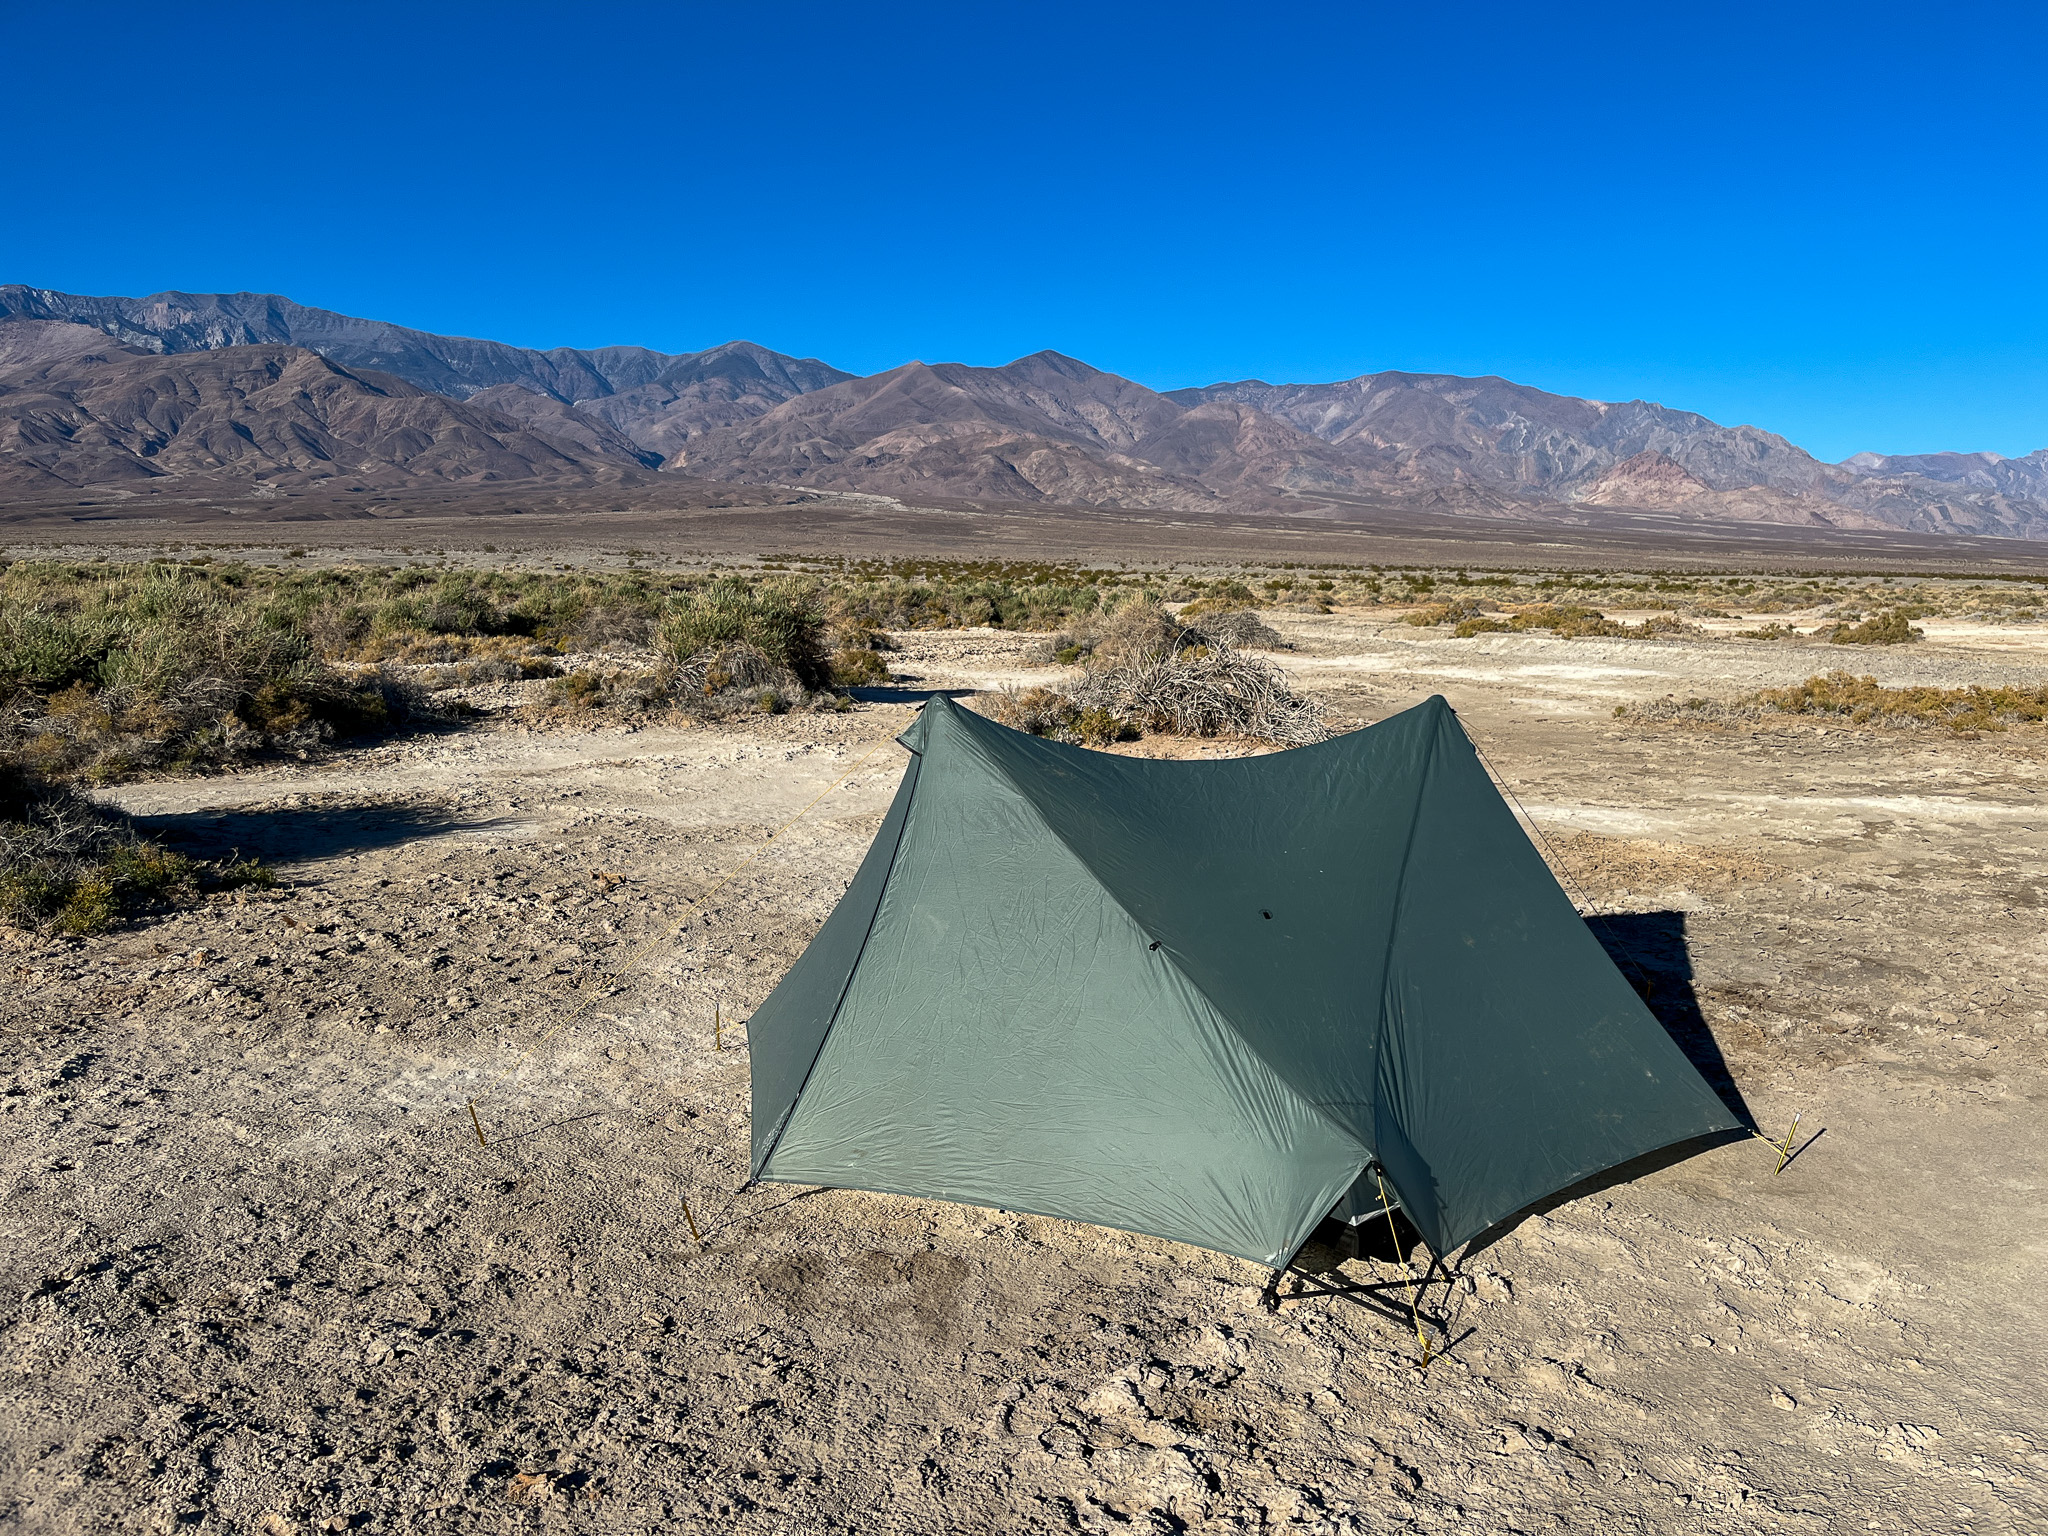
[0,287,852,476]
[0,343,656,494]
[3,285,2044,537]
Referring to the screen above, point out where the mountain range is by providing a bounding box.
[4,284,2045,539]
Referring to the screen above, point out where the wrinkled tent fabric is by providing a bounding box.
[749,694,1739,1268]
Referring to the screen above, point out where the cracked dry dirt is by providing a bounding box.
[4,614,2046,1534]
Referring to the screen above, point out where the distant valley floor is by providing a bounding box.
[8,484,2048,579]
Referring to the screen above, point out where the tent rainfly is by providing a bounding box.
[748,693,1740,1270]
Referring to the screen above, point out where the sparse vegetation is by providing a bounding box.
[828,646,893,686]
[1184,609,1285,649]
[1032,603,1283,667]
[3,552,2042,767]
[1827,609,1924,645]
[1403,600,1700,642]
[0,760,272,934]
[992,599,1326,747]
[1622,671,2048,735]
[658,579,830,690]
[0,564,434,783]
[1068,646,1329,746]
[986,687,1137,746]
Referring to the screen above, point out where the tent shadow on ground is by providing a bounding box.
[131,798,500,865]
[1584,909,1753,1128]
[1457,1128,1753,1265]
[842,686,978,705]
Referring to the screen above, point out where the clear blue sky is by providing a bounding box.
[8,1,2045,461]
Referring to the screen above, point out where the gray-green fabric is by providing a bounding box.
[748,693,1739,1266]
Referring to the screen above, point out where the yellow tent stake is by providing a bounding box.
[1375,1170,1432,1369]
[1774,1111,1801,1174]
[681,1195,703,1245]
[715,1000,722,1052]
[468,1100,488,1148]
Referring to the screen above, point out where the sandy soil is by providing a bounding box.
[4,614,2046,1534]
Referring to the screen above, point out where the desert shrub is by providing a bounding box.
[562,602,661,651]
[1735,622,1806,641]
[999,596,1323,748]
[1184,610,1285,650]
[1828,609,1924,646]
[545,671,609,710]
[1069,645,1329,746]
[370,576,507,639]
[1511,604,1630,638]
[1178,582,1260,620]
[535,667,677,717]
[826,574,1109,633]
[553,636,833,724]
[1625,671,2048,734]
[828,622,895,652]
[1086,601,1193,667]
[1072,706,1135,745]
[988,686,1084,740]
[1411,600,1701,643]
[353,632,563,672]
[1401,598,1494,628]
[1758,672,2043,730]
[659,579,829,689]
[1452,616,1514,638]
[411,650,565,689]
[829,647,893,686]
[0,759,272,934]
[987,689,1136,746]
[1027,599,1191,668]
[0,567,441,782]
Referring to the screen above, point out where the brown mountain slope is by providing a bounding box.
[1573,451,1889,528]
[575,342,867,464]
[1170,372,1843,498]
[1173,371,2048,537]
[465,385,663,467]
[0,346,654,493]
[0,319,131,372]
[671,352,1400,512]
[0,287,854,431]
[9,287,2048,539]
[671,356,1203,506]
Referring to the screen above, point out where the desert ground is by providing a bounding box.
[4,573,2046,1533]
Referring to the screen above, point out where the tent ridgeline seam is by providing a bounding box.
[754,748,923,1180]
[1350,698,1449,1262]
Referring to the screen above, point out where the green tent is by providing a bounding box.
[749,694,1739,1269]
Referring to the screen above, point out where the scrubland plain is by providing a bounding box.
[3,532,2045,1534]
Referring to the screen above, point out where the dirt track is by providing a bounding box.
[4,612,2046,1533]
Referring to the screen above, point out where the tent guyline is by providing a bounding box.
[748,693,1743,1279]
[462,728,905,1148]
